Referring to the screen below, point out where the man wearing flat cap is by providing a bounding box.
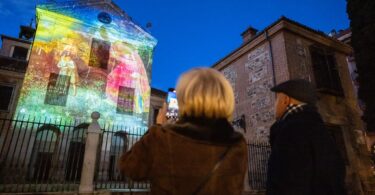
[266,79,347,195]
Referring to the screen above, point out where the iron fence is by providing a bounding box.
[0,114,87,193]
[0,114,148,193]
[94,124,150,190]
[247,141,271,191]
[0,113,272,193]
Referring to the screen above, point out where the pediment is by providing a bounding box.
[37,0,157,46]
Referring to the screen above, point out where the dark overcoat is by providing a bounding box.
[267,105,347,195]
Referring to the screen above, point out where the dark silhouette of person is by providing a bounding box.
[267,79,347,195]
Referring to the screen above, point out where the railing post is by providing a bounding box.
[79,112,102,194]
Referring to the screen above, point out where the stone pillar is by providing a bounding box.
[79,112,102,194]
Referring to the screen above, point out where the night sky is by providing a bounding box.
[0,0,349,91]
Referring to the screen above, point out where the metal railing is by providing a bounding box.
[0,113,272,193]
[94,124,150,190]
[247,141,271,191]
[0,114,87,192]
[0,114,148,193]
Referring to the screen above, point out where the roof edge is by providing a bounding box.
[1,35,32,44]
[212,16,351,69]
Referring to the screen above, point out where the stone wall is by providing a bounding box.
[283,34,313,81]
[222,42,275,142]
[220,33,289,192]
[221,32,291,142]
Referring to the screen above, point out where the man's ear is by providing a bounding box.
[283,94,290,105]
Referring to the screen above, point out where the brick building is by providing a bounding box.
[0,27,33,116]
[213,16,373,194]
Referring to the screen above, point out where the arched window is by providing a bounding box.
[29,125,60,182]
[108,131,128,181]
[65,123,88,181]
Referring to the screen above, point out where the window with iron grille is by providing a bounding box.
[310,46,344,96]
[0,84,14,112]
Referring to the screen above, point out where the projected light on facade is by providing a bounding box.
[16,1,157,128]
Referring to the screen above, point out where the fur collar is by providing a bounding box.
[164,117,243,145]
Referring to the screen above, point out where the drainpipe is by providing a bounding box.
[265,30,277,86]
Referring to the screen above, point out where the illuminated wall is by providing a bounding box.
[16,1,157,128]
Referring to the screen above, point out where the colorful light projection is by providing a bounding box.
[16,1,157,128]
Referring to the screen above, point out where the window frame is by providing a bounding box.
[0,83,16,112]
[88,38,111,71]
[309,45,344,96]
[10,45,29,61]
[116,86,135,115]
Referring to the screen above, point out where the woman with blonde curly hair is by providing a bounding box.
[119,68,248,195]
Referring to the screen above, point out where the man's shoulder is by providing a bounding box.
[279,111,324,137]
[286,109,323,126]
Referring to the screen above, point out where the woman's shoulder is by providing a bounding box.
[159,120,245,146]
[145,124,170,138]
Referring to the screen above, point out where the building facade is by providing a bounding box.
[149,88,167,126]
[0,1,164,193]
[213,17,373,194]
[0,31,165,125]
[16,0,157,129]
[334,29,375,153]
[0,32,32,116]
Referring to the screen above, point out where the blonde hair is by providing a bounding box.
[176,68,235,121]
